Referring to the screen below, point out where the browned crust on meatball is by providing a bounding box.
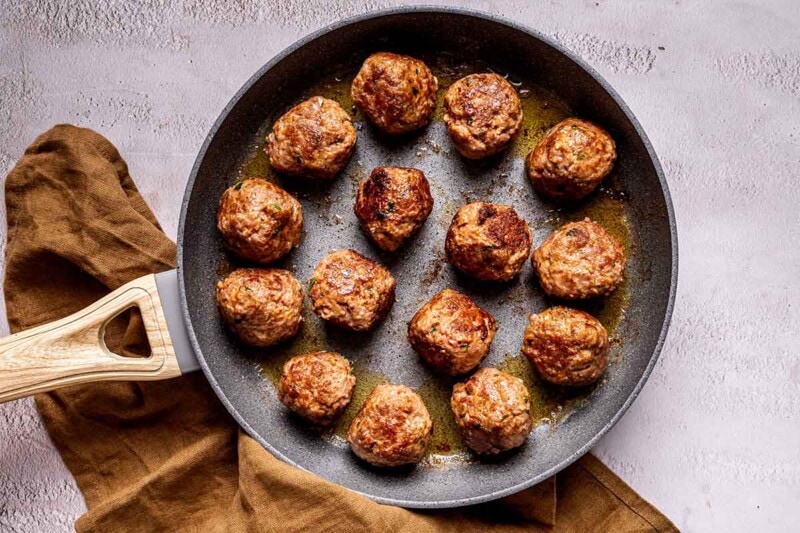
[217,178,303,264]
[266,96,357,180]
[407,289,497,375]
[351,52,438,134]
[522,307,609,386]
[451,368,532,455]
[443,73,523,159]
[354,166,434,252]
[308,250,396,331]
[216,268,303,347]
[278,351,356,425]
[527,118,617,201]
[445,202,532,281]
[347,384,433,467]
[532,218,626,299]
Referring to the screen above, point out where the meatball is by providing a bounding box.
[278,351,356,424]
[308,250,396,331]
[347,384,433,467]
[527,118,617,201]
[407,289,497,376]
[216,268,303,347]
[354,166,434,252]
[522,307,609,387]
[216,178,303,264]
[442,73,523,159]
[351,52,438,134]
[445,202,532,282]
[532,218,625,299]
[451,368,532,455]
[266,96,357,180]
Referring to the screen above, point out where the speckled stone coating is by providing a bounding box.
[451,368,533,455]
[407,289,497,375]
[352,52,438,134]
[308,249,396,331]
[266,96,356,179]
[522,307,609,387]
[527,118,616,201]
[445,202,532,281]
[533,218,625,299]
[278,351,356,425]
[216,268,303,346]
[443,73,523,159]
[354,166,434,252]
[217,178,303,263]
[179,9,679,511]
[347,384,433,467]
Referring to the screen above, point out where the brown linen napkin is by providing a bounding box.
[3,125,678,532]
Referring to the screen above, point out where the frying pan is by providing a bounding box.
[0,7,677,508]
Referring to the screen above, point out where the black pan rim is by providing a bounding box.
[177,5,678,509]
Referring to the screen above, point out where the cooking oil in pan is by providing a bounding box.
[241,61,631,465]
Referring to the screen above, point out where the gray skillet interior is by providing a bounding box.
[178,8,677,508]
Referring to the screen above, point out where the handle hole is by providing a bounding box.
[102,305,152,359]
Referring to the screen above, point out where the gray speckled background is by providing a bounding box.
[0,1,798,531]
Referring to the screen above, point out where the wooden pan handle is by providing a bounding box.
[0,273,182,403]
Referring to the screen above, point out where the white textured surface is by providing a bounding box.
[1,1,799,531]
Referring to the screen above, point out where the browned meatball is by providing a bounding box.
[532,218,626,299]
[351,52,438,134]
[443,73,523,159]
[266,96,357,180]
[445,202,532,282]
[278,351,356,424]
[522,307,609,387]
[407,289,497,376]
[216,268,303,347]
[354,166,434,252]
[216,178,303,264]
[308,250,396,331]
[347,384,432,467]
[527,118,617,201]
[451,368,532,455]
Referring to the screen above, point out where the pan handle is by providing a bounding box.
[0,271,194,403]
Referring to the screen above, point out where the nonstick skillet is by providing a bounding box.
[0,8,677,508]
